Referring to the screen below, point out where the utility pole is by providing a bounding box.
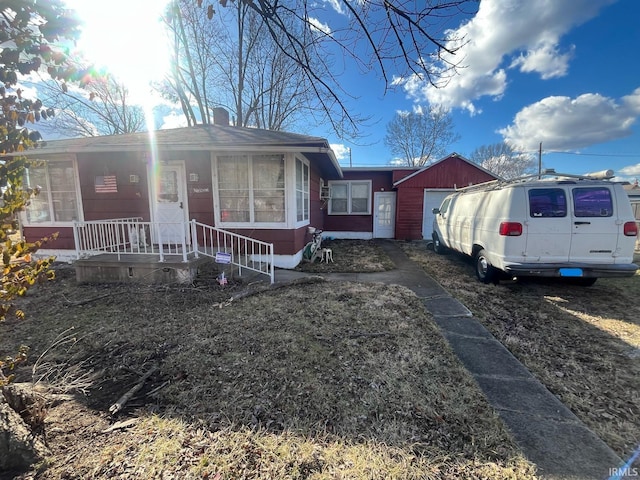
[538,142,542,178]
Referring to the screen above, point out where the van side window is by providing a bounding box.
[529,188,567,217]
[573,187,613,217]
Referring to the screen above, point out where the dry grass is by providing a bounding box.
[1,260,536,479]
[295,239,395,273]
[401,241,640,464]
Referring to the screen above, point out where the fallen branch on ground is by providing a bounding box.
[101,418,139,433]
[109,365,158,416]
[211,276,326,308]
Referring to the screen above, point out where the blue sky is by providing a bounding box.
[58,0,640,180]
[320,0,640,180]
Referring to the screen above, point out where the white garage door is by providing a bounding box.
[422,190,454,239]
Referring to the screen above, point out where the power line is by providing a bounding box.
[520,150,638,158]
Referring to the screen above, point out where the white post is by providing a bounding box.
[73,221,81,260]
[191,220,199,259]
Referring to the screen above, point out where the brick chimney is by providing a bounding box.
[213,108,230,126]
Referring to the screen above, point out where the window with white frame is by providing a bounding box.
[23,160,80,225]
[328,180,371,215]
[295,157,309,223]
[217,154,285,224]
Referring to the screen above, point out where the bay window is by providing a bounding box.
[23,160,80,225]
[217,154,285,225]
[295,157,309,223]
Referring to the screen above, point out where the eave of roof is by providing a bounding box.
[8,125,343,178]
[392,152,500,187]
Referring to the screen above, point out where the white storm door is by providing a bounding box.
[154,163,188,245]
[373,192,396,238]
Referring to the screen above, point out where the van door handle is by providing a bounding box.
[574,221,590,225]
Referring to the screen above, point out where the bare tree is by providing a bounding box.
[163,0,343,134]
[470,142,537,179]
[384,107,460,166]
[195,0,473,137]
[34,71,145,137]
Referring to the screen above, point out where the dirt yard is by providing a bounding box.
[0,247,536,479]
[401,241,640,466]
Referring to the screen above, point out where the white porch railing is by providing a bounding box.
[72,218,274,283]
[190,221,275,283]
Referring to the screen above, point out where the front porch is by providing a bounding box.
[72,218,275,284]
[74,252,211,284]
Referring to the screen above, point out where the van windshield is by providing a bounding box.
[439,198,451,215]
[529,188,567,217]
[573,187,613,217]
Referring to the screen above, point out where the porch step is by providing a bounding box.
[75,254,212,284]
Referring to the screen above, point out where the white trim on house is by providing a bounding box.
[321,231,373,240]
[392,152,499,187]
[293,155,311,228]
[212,152,311,230]
[32,249,77,263]
[274,251,304,269]
[327,180,372,215]
[20,154,84,227]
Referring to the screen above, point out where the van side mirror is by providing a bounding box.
[432,207,440,214]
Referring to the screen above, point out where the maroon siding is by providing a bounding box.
[392,169,418,183]
[395,189,426,240]
[394,156,497,240]
[22,226,75,250]
[323,170,394,234]
[225,228,303,256]
[79,152,151,221]
[396,156,495,189]
[184,153,214,226]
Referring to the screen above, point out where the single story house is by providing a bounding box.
[14,121,496,281]
[624,179,640,220]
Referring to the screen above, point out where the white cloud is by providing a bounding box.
[160,112,188,130]
[399,0,616,112]
[322,0,347,16]
[308,17,332,35]
[510,43,575,79]
[619,163,640,177]
[499,88,640,151]
[330,143,350,162]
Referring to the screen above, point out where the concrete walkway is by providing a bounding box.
[275,240,624,480]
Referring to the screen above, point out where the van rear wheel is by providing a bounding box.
[475,249,497,284]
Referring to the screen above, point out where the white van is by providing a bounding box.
[432,169,639,285]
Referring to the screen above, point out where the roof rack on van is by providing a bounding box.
[523,168,615,181]
[455,168,616,194]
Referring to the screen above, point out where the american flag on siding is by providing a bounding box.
[95,175,118,193]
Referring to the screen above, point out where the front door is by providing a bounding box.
[373,192,396,238]
[154,163,188,245]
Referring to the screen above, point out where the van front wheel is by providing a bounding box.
[475,250,497,284]
[432,233,447,255]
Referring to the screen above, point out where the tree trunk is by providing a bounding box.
[0,393,49,472]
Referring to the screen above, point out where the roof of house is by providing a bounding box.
[624,180,640,196]
[16,125,343,178]
[392,152,499,187]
